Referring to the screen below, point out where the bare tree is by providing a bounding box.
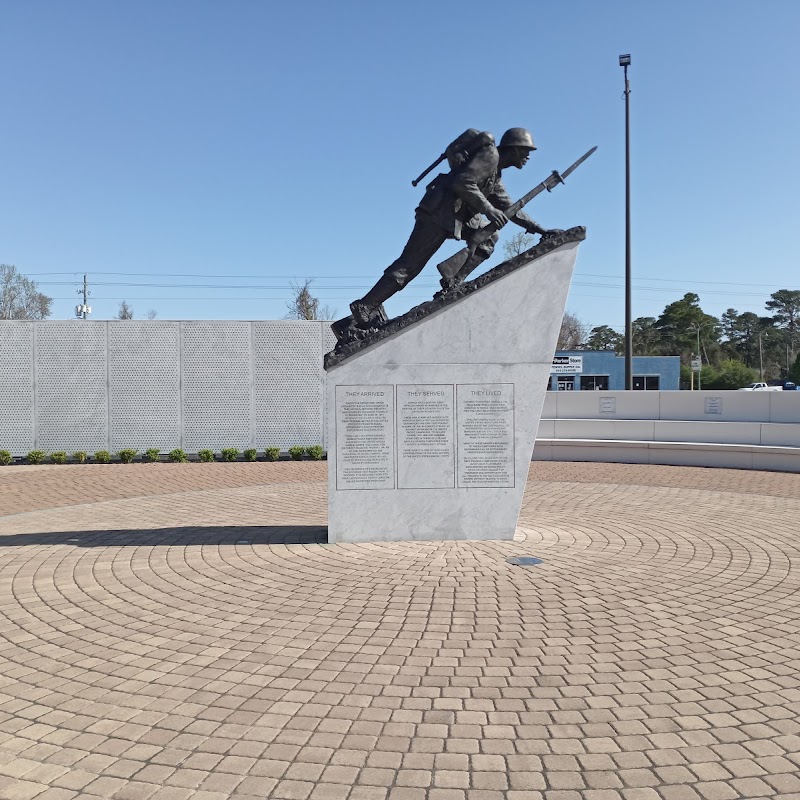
[117,301,134,319]
[557,311,588,350]
[146,309,158,319]
[285,279,335,320]
[502,231,535,260]
[0,264,52,320]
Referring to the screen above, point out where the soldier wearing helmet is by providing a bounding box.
[349,127,562,329]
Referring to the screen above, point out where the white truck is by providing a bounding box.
[738,382,783,391]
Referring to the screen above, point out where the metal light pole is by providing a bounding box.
[620,54,632,390]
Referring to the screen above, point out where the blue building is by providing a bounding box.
[548,350,681,391]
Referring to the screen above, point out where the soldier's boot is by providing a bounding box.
[437,250,469,291]
[350,274,399,328]
[441,251,490,291]
[438,236,495,291]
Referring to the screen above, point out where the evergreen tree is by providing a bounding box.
[654,293,721,362]
[631,317,661,356]
[584,325,623,352]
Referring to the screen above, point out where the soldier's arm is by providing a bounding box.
[451,148,501,216]
[489,180,548,235]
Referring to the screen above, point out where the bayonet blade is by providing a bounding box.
[507,146,597,216]
[560,146,597,181]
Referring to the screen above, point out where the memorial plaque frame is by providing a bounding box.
[396,384,456,490]
[334,384,395,491]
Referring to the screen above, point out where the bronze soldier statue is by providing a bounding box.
[349,127,563,328]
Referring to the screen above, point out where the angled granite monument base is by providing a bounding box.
[324,228,584,543]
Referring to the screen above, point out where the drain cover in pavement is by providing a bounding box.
[507,556,543,566]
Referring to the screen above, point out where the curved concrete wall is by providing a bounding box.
[536,391,800,472]
[542,389,800,424]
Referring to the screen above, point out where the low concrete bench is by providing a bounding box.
[533,418,800,472]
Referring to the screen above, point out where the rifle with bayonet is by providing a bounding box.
[437,145,597,289]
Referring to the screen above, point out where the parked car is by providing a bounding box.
[738,382,783,391]
[767,379,798,390]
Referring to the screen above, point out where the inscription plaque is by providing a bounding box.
[704,396,723,415]
[599,396,616,414]
[457,383,515,488]
[397,384,455,489]
[335,385,395,490]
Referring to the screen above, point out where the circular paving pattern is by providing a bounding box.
[0,462,799,800]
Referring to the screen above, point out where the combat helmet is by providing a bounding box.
[498,127,536,150]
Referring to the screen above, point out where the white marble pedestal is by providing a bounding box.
[325,236,582,543]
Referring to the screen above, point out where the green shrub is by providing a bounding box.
[168,448,188,463]
[288,446,306,461]
[703,359,758,390]
[220,447,239,462]
[72,451,87,464]
[26,450,46,465]
[50,451,68,464]
[198,449,216,462]
[94,450,111,464]
[791,351,800,384]
[144,448,161,462]
[0,450,13,466]
[117,449,137,464]
[265,447,281,462]
[243,448,258,462]
[305,445,324,460]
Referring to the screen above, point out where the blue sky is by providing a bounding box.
[3,0,799,331]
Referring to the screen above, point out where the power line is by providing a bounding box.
[28,276,793,297]
[24,269,799,291]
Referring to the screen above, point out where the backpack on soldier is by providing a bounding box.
[444,128,496,169]
[411,128,496,187]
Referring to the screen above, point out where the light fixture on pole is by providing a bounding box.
[619,53,632,390]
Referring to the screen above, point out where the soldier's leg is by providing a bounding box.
[463,224,498,260]
[351,217,447,326]
[447,225,500,286]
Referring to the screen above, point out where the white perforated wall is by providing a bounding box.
[109,322,180,451]
[182,322,252,451]
[322,325,336,354]
[0,320,336,455]
[36,322,108,452]
[0,323,35,453]
[321,324,336,450]
[254,321,324,449]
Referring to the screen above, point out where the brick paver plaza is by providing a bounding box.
[0,461,798,800]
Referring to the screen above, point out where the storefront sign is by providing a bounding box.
[551,356,583,375]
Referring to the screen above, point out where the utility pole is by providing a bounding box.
[759,333,764,380]
[75,273,91,319]
[696,326,702,391]
[619,54,633,390]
